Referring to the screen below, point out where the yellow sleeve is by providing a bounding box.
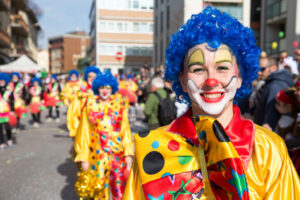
[74,107,91,162]
[67,95,81,138]
[246,126,300,199]
[61,83,70,104]
[121,106,134,156]
[123,158,145,200]
[264,139,300,199]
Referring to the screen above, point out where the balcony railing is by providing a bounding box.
[0,28,10,48]
[11,14,29,36]
[0,0,9,11]
[266,0,287,20]
[265,38,286,55]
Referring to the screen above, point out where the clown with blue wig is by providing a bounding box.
[61,70,82,106]
[28,77,46,127]
[0,73,14,149]
[74,70,133,200]
[7,72,27,130]
[45,74,63,122]
[66,66,101,138]
[124,7,300,199]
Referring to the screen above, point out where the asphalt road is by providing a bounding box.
[0,107,78,200]
[0,105,148,200]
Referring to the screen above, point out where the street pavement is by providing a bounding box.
[0,105,148,200]
[0,107,78,200]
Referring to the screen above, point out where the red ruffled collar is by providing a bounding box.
[168,105,255,169]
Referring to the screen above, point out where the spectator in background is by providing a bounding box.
[253,56,294,131]
[144,76,167,130]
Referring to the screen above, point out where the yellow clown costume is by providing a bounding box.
[61,70,82,106]
[124,7,299,200]
[124,106,300,200]
[67,80,94,138]
[74,71,133,200]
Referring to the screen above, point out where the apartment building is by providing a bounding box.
[48,31,91,73]
[0,0,40,64]
[37,48,49,72]
[89,0,154,74]
[261,0,300,57]
[153,0,252,67]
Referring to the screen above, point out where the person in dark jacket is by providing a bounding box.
[253,57,294,131]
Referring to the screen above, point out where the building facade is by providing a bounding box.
[153,0,252,67]
[37,48,49,72]
[261,0,300,57]
[48,31,90,74]
[89,0,154,74]
[0,0,40,64]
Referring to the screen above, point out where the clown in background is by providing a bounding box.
[118,74,138,105]
[61,70,81,106]
[124,7,299,199]
[0,73,13,149]
[7,72,27,131]
[74,70,133,200]
[67,66,100,138]
[28,78,45,128]
[45,75,63,122]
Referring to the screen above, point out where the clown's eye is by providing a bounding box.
[217,66,229,70]
[192,68,205,73]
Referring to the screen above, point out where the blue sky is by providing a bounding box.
[35,0,92,49]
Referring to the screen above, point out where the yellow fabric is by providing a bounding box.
[123,124,300,199]
[74,94,134,162]
[67,83,93,138]
[61,80,82,106]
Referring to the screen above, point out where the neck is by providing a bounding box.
[192,102,234,128]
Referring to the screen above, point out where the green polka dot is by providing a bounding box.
[97,174,100,178]
[178,156,193,165]
[97,161,100,166]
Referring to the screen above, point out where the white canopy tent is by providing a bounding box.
[0,55,45,73]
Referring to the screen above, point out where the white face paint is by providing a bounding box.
[187,77,238,116]
[99,86,112,101]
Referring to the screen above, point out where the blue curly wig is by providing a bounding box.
[31,77,41,85]
[165,6,261,105]
[84,66,101,81]
[0,73,9,84]
[69,70,79,80]
[10,72,21,80]
[92,70,119,95]
[51,74,58,81]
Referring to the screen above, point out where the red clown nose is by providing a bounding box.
[203,78,219,87]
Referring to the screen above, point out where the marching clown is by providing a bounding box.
[124,7,300,200]
[45,74,63,122]
[28,78,45,128]
[67,66,100,138]
[0,73,13,149]
[7,72,27,131]
[61,70,81,106]
[74,70,133,200]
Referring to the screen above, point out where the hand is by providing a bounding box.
[262,123,272,131]
[125,156,133,171]
[81,161,89,171]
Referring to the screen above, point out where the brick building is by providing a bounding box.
[48,31,90,73]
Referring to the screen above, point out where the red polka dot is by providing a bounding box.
[168,140,180,151]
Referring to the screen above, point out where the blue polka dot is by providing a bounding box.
[199,131,206,140]
[104,183,109,188]
[91,133,94,136]
[96,150,100,154]
[161,172,171,178]
[152,141,160,149]
[117,137,121,143]
[91,165,96,170]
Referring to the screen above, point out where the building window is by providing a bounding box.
[140,23,148,32]
[133,0,139,9]
[117,22,123,31]
[133,23,139,32]
[149,23,153,32]
[108,22,114,31]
